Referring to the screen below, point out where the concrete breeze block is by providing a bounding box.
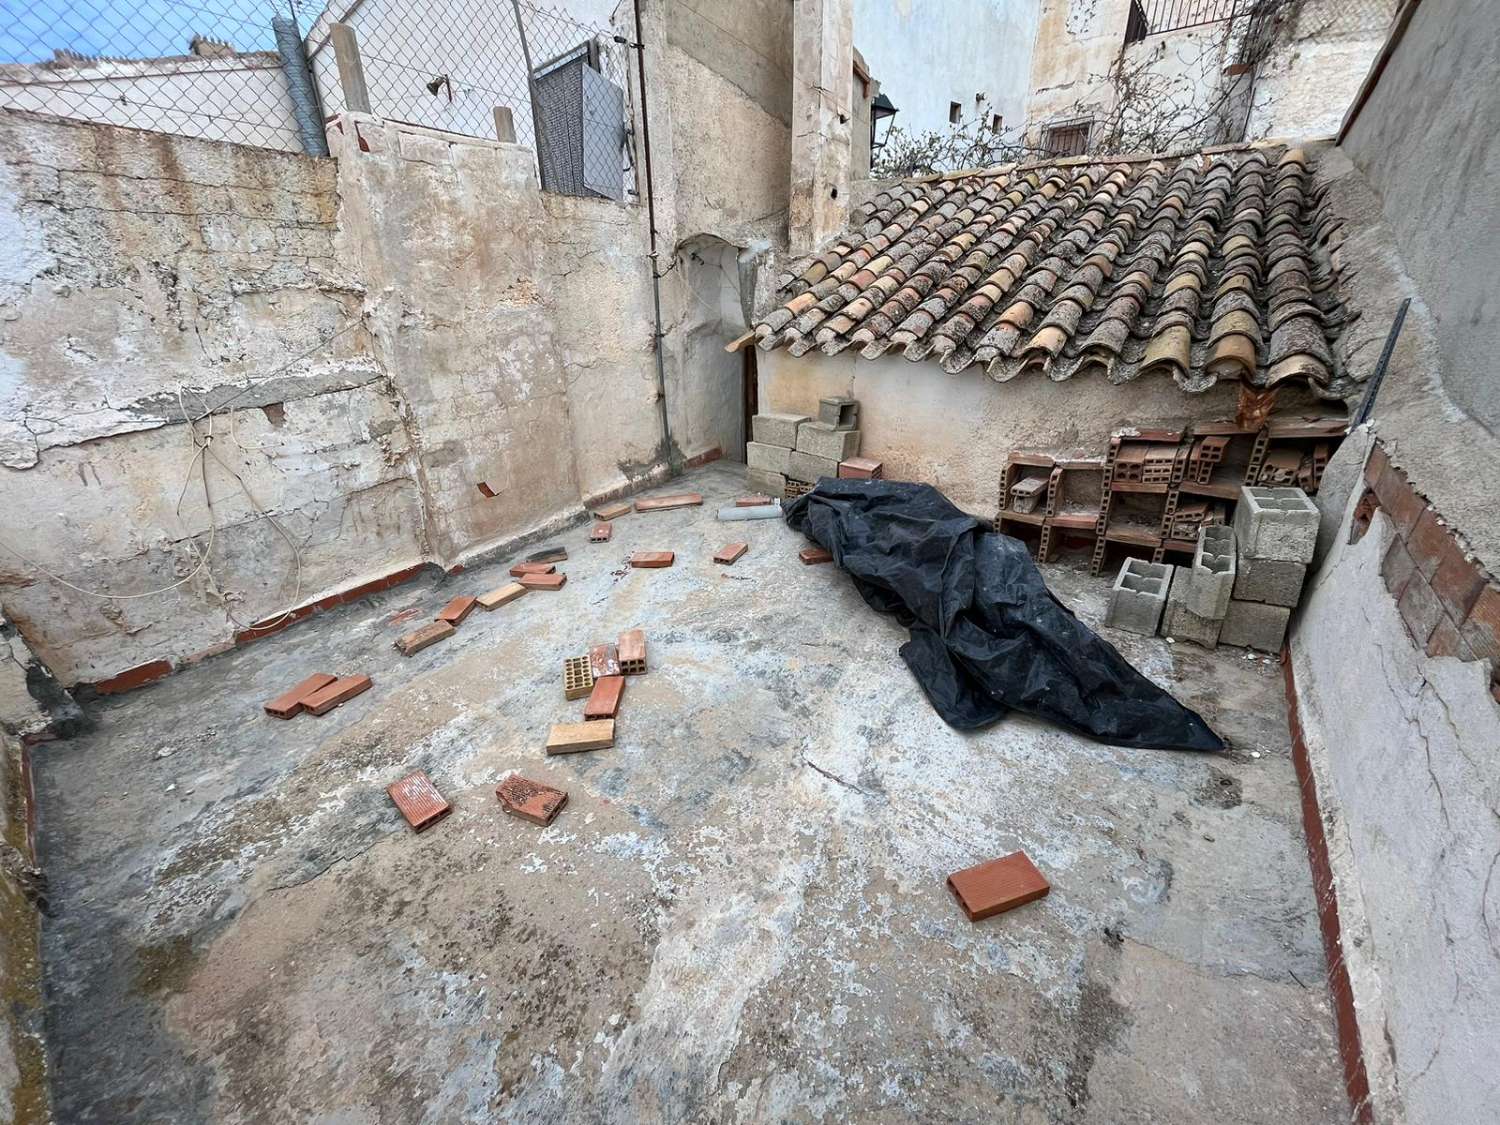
[817,396,859,429]
[751,413,809,448]
[1220,599,1291,652]
[1233,486,1319,562]
[788,449,839,483]
[746,441,794,477]
[1105,557,1171,636]
[1164,566,1222,649]
[1232,555,1308,607]
[797,422,861,461]
[747,467,786,497]
[1184,523,1236,619]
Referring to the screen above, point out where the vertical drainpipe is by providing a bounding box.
[632,0,678,472]
[272,15,330,158]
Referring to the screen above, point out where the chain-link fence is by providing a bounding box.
[307,0,635,199]
[0,0,637,200]
[0,0,316,152]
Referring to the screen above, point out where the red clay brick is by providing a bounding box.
[476,582,526,610]
[838,456,883,479]
[714,542,748,565]
[630,551,675,568]
[546,720,614,754]
[496,775,568,826]
[1380,536,1416,600]
[1405,509,1451,581]
[799,546,834,565]
[92,658,173,695]
[1426,615,1475,661]
[584,674,625,720]
[396,620,455,655]
[263,672,337,719]
[634,493,703,512]
[1460,584,1500,664]
[593,501,631,521]
[436,594,477,625]
[618,629,647,674]
[1363,442,1388,489]
[1397,574,1444,649]
[1430,550,1485,624]
[590,522,613,542]
[527,546,568,564]
[304,674,372,716]
[589,643,621,679]
[1349,488,1378,544]
[510,561,556,577]
[519,572,567,590]
[947,851,1051,921]
[388,770,451,832]
[1373,462,1425,536]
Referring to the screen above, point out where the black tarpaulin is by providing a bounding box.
[784,478,1224,753]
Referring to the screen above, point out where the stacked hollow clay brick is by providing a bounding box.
[1107,485,1320,653]
[746,396,882,499]
[1359,443,1500,696]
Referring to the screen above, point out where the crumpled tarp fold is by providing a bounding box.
[784,478,1224,753]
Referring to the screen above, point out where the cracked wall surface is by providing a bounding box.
[0,111,682,686]
[1293,492,1500,1124]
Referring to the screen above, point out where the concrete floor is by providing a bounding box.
[35,464,1347,1123]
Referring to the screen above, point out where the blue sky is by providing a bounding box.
[0,0,322,64]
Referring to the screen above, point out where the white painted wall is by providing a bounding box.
[853,0,1039,139]
[0,53,303,152]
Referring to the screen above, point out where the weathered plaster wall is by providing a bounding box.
[1025,0,1133,132]
[853,0,1039,139]
[1340,0,1500,437]
[758,348,1254,515]
[0,111,676,685]
[1293,488,1500,1125]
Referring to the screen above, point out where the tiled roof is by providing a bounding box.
[754,146,1353,399]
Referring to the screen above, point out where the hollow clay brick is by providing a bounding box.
[303,674,372,715]
[477,582,527,610]
[590,522,613,542]
[496,775,568,826]
[799,546,834,565]
[509,561,556,577]
[388,770,451,832]
[630,551,675,568]
[589,643,621,679]
[634,493,703,513]
[546,720,615,754]
[519,572,566,590]
[618,629,647,675]
[593,501,631,521]
[396,620,455,655]
[263,672,337,719]
[584,675,625,720]
[436,594,476,625]
[714,542,749,565]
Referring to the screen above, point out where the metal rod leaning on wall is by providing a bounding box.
[273,14,330,157]
[508,0,550,192]
[632,0,676,470]
[330,24,371,115]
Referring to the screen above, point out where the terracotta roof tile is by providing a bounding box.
[755,145,1351,398]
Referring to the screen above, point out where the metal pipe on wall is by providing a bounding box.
[632,0,676,470]
[272,14,330,157]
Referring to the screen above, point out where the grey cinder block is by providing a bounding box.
[751,412,808,448]
[818,396,858,429]
[747,467,786,497]
[1105,557,1172,636]
[746,441,793,476]
[788,449,840,483]
[1220,599,1291,652]
[1232,556,1308,607]
[797,422,861,462]
[1164,566,1222,649]
[1184,523,1236,619]
[1233,486,1319,562]
[717,503,781,521]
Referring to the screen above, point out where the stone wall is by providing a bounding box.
[0,110,677,687]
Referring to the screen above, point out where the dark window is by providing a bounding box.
[1124,0,1149,44]
[949,101,962,124]
[991,112,1004,132]
[1043,121,1091,157]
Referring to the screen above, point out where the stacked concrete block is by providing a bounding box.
[1184,524,1236,619]
[1219,486,1319,652]
[1105,558,1172,636]
[750,402,862,495]
[1164,566,1223,649]
[750,412,808,447]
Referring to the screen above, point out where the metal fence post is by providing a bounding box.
[507,0,549,189]
[330,23,371,115]
[272,15,329,156]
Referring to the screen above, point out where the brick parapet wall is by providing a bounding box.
[1355,442,1500,691]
